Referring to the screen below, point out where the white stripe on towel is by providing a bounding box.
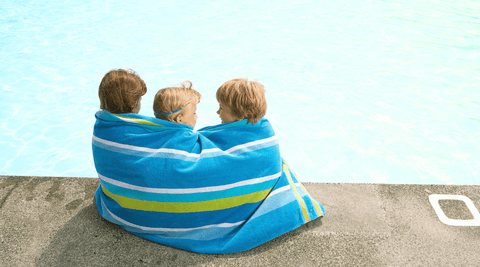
[93,135,277,158]
[98,171,282,194]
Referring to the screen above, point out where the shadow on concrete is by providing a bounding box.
[36,200,323,267]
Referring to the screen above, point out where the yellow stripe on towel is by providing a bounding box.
[115,114,164,127]
[101,185,271,213]
[299,183,323,216]
[284,161,324,216]
[282,161,310,222]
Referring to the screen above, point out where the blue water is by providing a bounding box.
[1,0,479,184]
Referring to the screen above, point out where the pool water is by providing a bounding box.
[1,0,479,184]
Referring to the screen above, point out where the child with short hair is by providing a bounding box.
[153,81,201,128]
[98,68,147,114]
[216,78,267,125]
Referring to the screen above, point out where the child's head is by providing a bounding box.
[98,68,147,114]
[153,81,201,128]
[216,78,267,125]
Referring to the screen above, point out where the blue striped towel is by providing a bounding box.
[93,111,324,254]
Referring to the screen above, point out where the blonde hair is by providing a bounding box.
[216,78,267,124]
[99,68,147,113]
[153,81,201,122]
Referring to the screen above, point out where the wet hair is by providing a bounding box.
[98,68,147,113]
[153,81,201,122]
[216,78,267,124]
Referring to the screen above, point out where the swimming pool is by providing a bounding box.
[1,0,479,184]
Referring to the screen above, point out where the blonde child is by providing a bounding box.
[216,78,267,125]
[153,81,201,128]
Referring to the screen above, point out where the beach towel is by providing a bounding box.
[92,110,324,254]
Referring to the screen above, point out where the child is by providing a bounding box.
[153,81,201,128]
[98,68,147,114]
[216,78,267,124]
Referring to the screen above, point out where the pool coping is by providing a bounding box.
[1,175,479,266]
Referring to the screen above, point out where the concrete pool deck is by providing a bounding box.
[1,175,479,266]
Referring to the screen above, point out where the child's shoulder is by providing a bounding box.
[95,111,193,132]
[199,118,273,136]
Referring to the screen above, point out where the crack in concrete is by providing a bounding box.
[0,181,18,209]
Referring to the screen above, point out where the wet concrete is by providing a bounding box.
[1,175,479,266]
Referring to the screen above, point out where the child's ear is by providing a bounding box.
[175,115,183,124]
